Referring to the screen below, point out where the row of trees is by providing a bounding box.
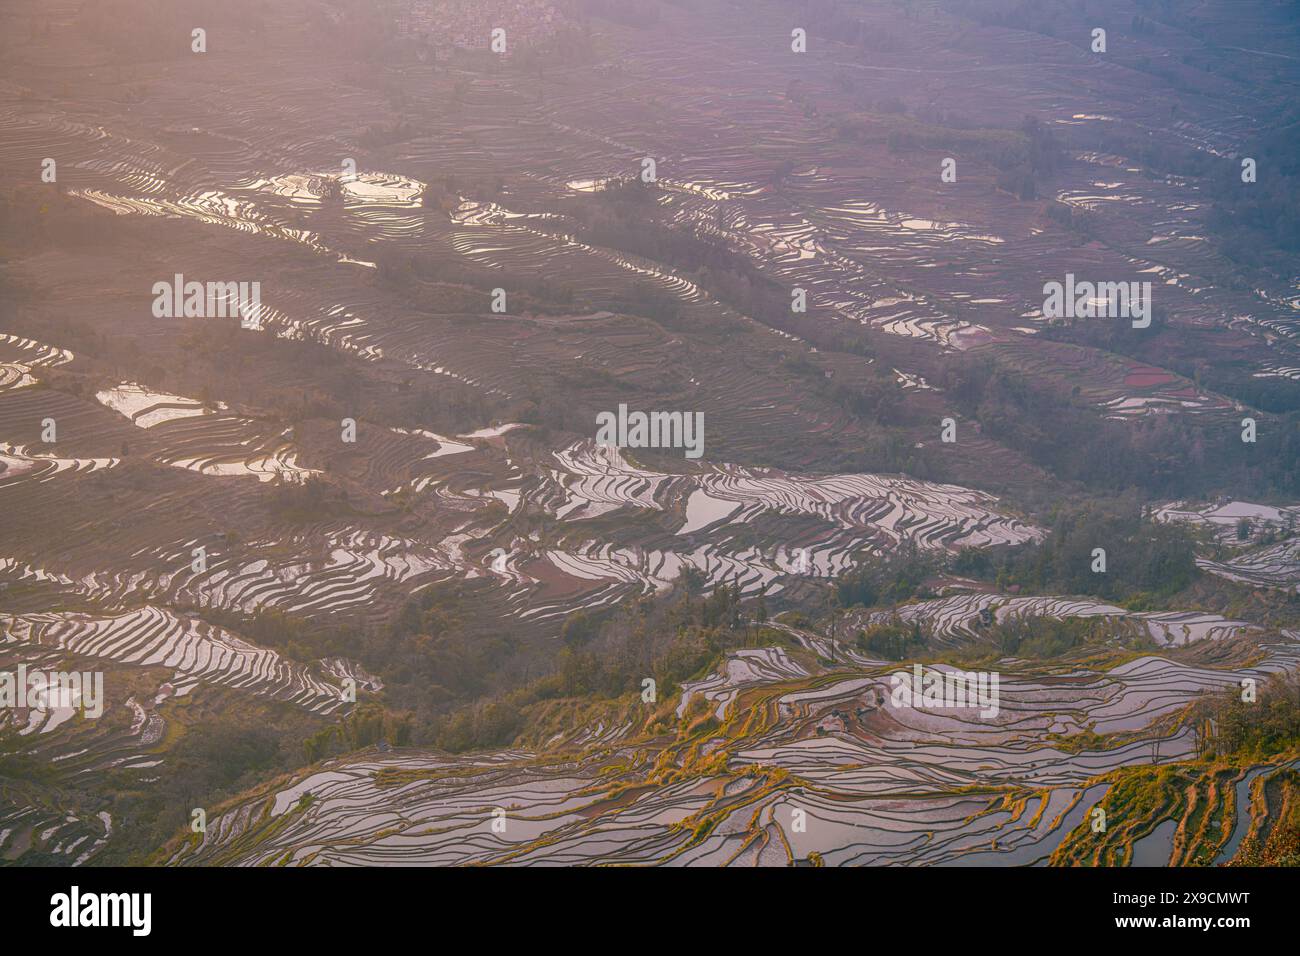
[996,503,1200,602]
[1194,672,1300,759]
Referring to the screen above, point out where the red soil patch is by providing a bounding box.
[1124,365,1177,388]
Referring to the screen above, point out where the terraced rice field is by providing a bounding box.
[1,606,374,714]
[1,376,1039,627]
[163,603,1300,866]
[1154,499,1300,592]
[854,592,1258,648]
[1,0,1298,868]
[0,334,74,392]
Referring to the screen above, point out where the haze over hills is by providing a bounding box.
[1,0,1299,868]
